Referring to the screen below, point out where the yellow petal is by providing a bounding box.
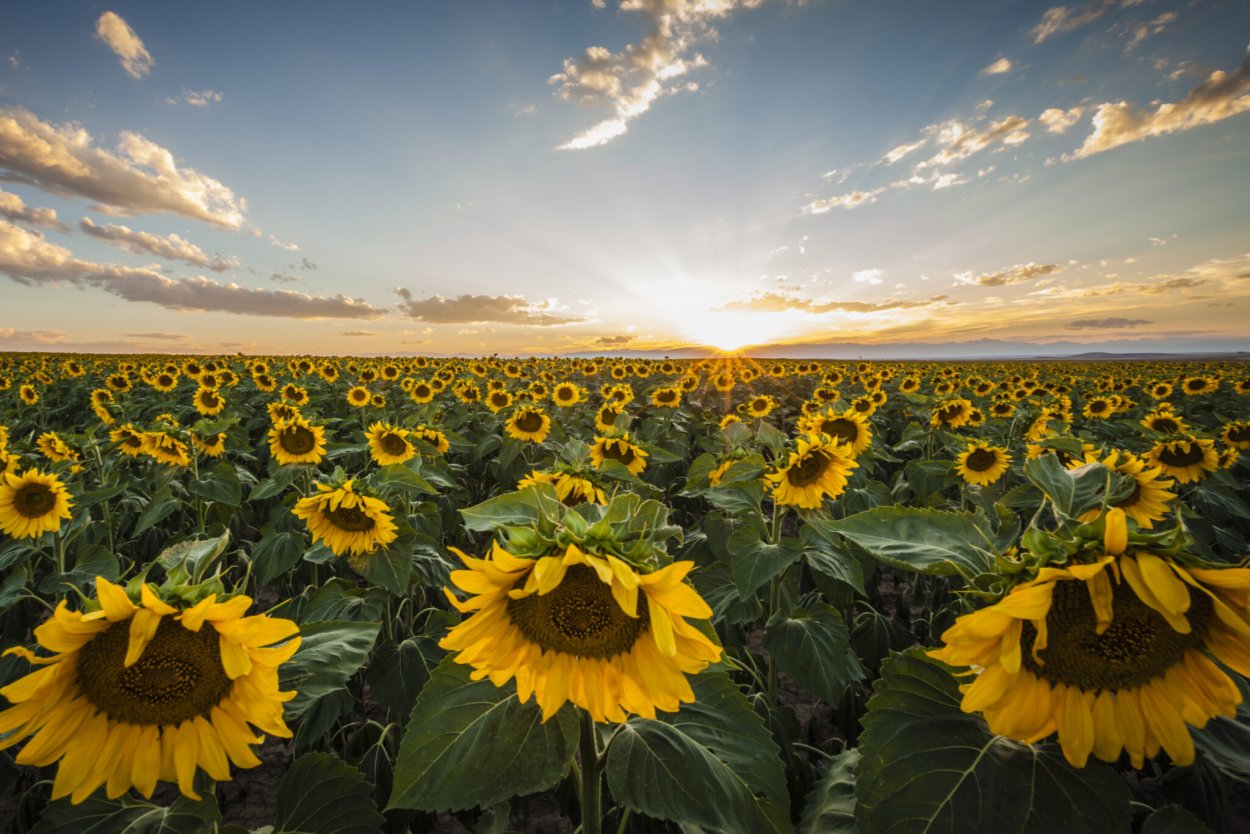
[140,584,178,615]
[95,577,136,621]
[125,608,162,667]
[1104,508,1127,555]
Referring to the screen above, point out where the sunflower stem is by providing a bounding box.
[578,710,602,834]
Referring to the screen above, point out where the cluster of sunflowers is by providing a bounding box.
[0,351,1247,830]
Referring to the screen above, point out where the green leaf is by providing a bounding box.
[299,579,387,622]
[816,507,996,577]
[604,671,790,834]
[1023,455,1131,518]
[0,565,31,614]
[729,524,802,597]
[30,792,220,834]
[156,531,231,578]
[460,484,562,533]
[387,659,578,812]
[248,465,301,501]
[132,492,179,536]
[187,461,242,507]
[856,651,1131,834]
[366,636,433,717]
[800,524,866,595]
[252,530,307,585]
[763,606,865,704]
[274,752,385,834]
[280,620,379,718]
[374,464,438,496]
[355,536,413,596]
[1140,806,1213,834]
[797,748,859,834]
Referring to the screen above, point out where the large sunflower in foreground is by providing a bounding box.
[292,479,398,556]
[0,577,299,803]
[766,434,857,509]
[930,511,1250,769]
[0,468,73,539]
[441,542,721,722]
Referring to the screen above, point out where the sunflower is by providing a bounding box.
[589,434,648,476]
[412,425,450,455]
[930,512,1250,769]
[650,387,681,409]
[0,577,300,803]
[151,372,179,393]
[552,383,584,407]
[518,469,607,506]
[0,452,19,479]
[252,373,277,393]
[1148,382,1173,399]
[801,408,873,457]
[268,418,327,466]
[1082,397,1113,420]
[1072,450,1176,529]
[440,542,721,722]
[505,408,552,444]
[366,422,416,466]
[293,480,398,557]
[143,432,191,468]
[345,386,371,408]
[766,434,857,509]
[954,442,1012,486]
[1141,410,1186,435]
[486,389,514,413]
[109,425,147,458]
[192,432,227,459]
[37,432,79,464]
[266,401,302,424]
[193,386,226,416]
[595,404,623,433]
[1221,420,1250,451]
[1181,376,1217,396]
[719,414,741,429]
[1143,437,1219,485]
[0,424,9,451]
[930,398,973,429]
[281,384,310,406]
[0,468,73,539]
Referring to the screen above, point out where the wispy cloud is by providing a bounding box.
[0,188,67,231]
[955,262,1062,286]
[981,57,1013,75]
[395,290,586,325]
[164,89,224,107]
[80,217,236,271]
[124,332,189,340]
[0,219,381,318]
[722,292,950,314]
[342,329,377,336]
[95,12,154,79]
[0,107,247,228]
[804,188,884,214]
[1125,11,1177,54]
[1065,317,1152,329]
[1031,0,1136,45]
[551,0,766,150]
[1072,47,1250,158]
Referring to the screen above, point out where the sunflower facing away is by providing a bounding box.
[930,510,1250,769]
[766,434,857,509]
[268,417,327,466]
[0,577,300,803]
[954,441,1012,486]
[366,422,416,466]
[0,468,73,539]
[293,479,398,556]
[441,542,721,722]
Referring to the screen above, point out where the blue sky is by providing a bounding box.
[1,0,1248,355]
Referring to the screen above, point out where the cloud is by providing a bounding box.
[1065,317,1152,329]
[881,139,928,165]
[853,268,883,285]
[80,217,236,271]
[124,332,188,340]
[955,262,1062,286]
[1072,47,1250,158]
[298,257,317,270]
[270,271,299,283]
[0,107,247,228]
[1031,1,1133,45]
[7,52,20,69]
[394,289,585,325]
[913,115,1031,170]
[342,330,377,336]
[0,219,382,318]
[593,334,636,346]
[551,0,765,150]
[268,233,298,251]
[1126,11,1177,53]
[95,12,154,79]
[804,188,884,214]
[164,89,224,107]
[982,57,1013,75]
[722,292,950,314]
[0,188,67,231]
[1038,106,1085,134]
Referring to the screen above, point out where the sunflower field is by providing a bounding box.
[0,353,1249,834]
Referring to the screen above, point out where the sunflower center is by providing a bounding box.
[603,442,636,466]
[1228,425,1250,443]
[1157,443,1204,467]
[76,619,233,726]
[15,484,56,518]
[1089,401,1107,413]
[598,408,618,426]
[965,448,998,472]
[380,433,409,456]
[820,418,858,443]
[1021,578,1211,691]
[1150,418,1179,434]
[280,426,316,455]
[326,504,377,532]
[415,385,431,398]
[787,450,830,487]
[515,412,545,433]
[506,565,649,658]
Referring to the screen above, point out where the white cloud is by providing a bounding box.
[551,0,764,149]
[913,115,1031,170]
[95,12,154,79]
[164,89,224,107]
[1126,11,1177,54]
[267,233,298,251]
[982,57,1013,75]
[1038,106,1085,134]
[80,217,236,271]
[853,268,883,285]
[0,219,380,318]
[954,262,1063,287]
[395,289,585,325]
[0,188,67,231]
[1073,47,1250,158]
[1031,0,1137,45]
[804,188,885,213]
[881,139,928,165]
[0,107,247,228]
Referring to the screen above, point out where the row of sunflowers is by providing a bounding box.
[0,352,1248,833]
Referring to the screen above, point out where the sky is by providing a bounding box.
[1,0,1249,357]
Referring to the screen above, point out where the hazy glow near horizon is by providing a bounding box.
[0,2,1249,357]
